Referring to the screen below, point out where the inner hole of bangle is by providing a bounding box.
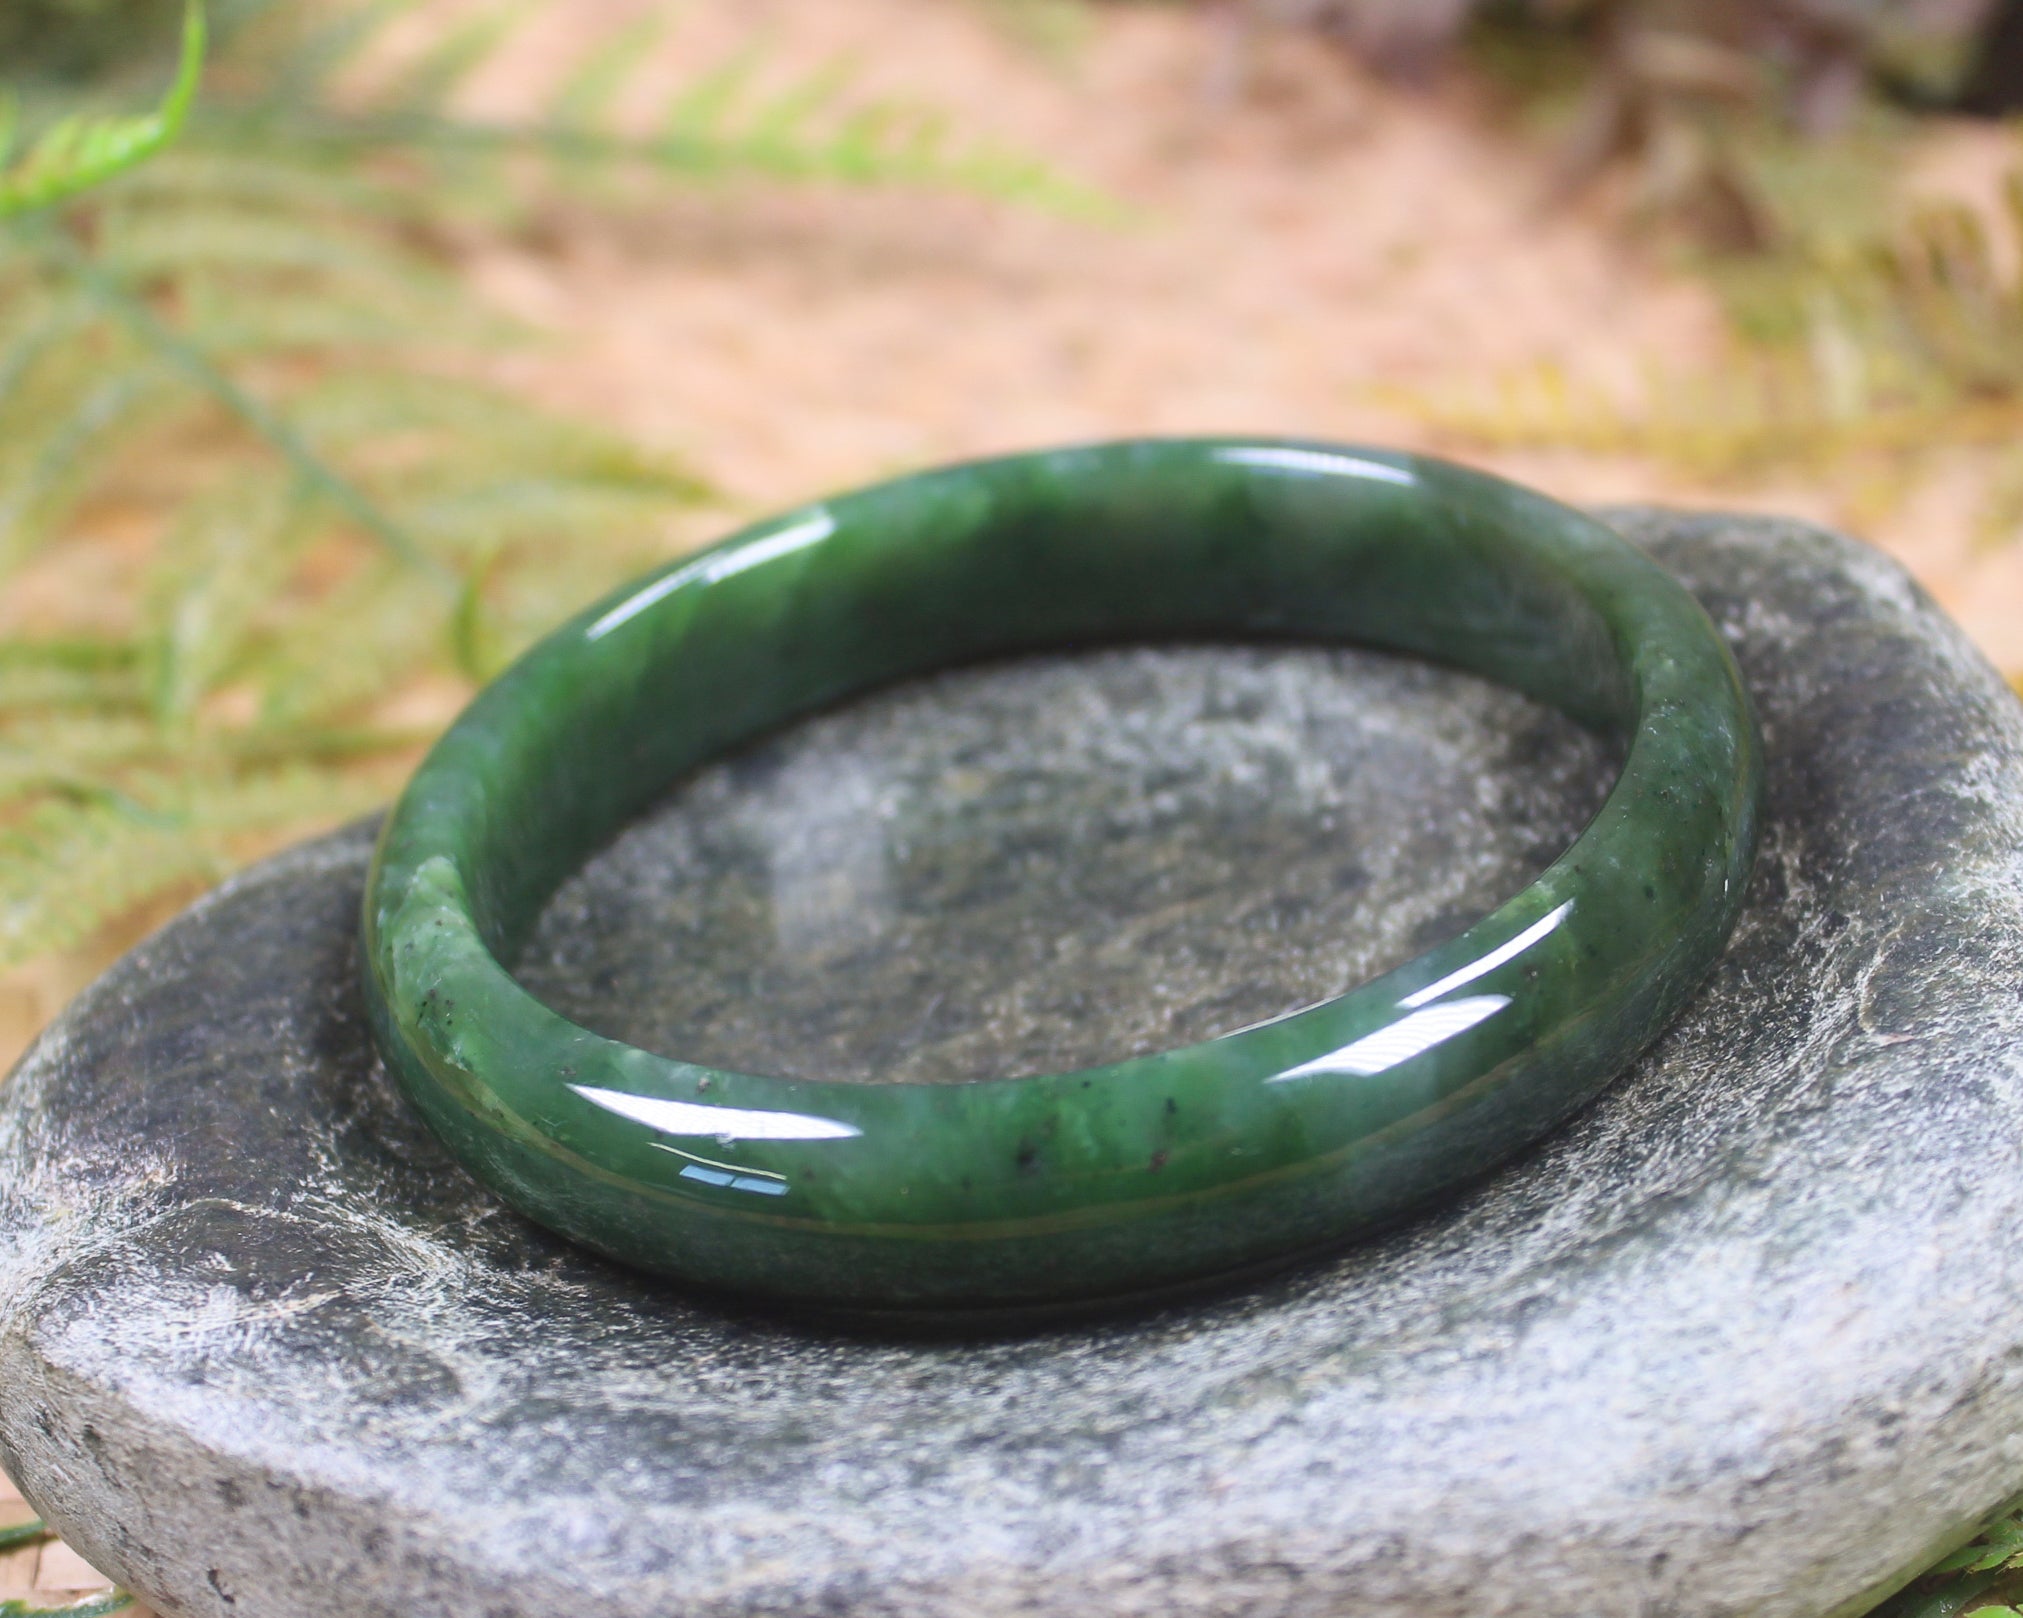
[513,641,1617,1086]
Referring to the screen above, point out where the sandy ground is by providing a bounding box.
[4,3,2023,1603]
[440,0,2023,673]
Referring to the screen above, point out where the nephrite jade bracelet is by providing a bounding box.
[362,438,1762,1315]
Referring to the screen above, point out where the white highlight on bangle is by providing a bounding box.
[1267,995,1512,1082]
[1399,900,1575,1010]
[569,1082,862,1142]
[1212,445,1418,487]
[585,509,836,640]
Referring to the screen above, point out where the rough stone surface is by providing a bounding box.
[1,510,2021,1618]
[520,643,1615,1083]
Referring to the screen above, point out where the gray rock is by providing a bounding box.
[519,635,1615,1084]
[0,510,2019,1618]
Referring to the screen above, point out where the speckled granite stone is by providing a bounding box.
[0,511,2019,1618]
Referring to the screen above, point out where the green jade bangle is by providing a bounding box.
[362,439,1762,1315]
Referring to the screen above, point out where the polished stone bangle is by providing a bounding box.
[361,438,1762,1316]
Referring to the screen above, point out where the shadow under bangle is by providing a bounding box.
[360,437,1763,1315]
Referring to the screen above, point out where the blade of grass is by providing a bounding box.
[0,0,206,218]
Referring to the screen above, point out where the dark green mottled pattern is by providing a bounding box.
[361,439,1761,1313]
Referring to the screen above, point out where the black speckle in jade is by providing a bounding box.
[360,438,1762,1313]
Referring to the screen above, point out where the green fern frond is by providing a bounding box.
[141,473,311,723]
[476,528,674,653]
[42,228,450,581]
[247,560,453,727]
[0,0,205,218]
[95,205,465,302]
[223,722,434,770]
[102,146,414,218]
[0,746,409,967]
[548,13,669,131]
[1390,180,2023,546]
[0,639,141,715]
[0,717,174,809]
[640,62,1104,208]
[395,478,687,560]
[0,792,216,964]
[0,359,175,575]
[284,370,683,478]
[278,371,704,580]
[1392,149,2023,556]
[248,0,421,115]
[194,4,1107,216]
[184,755,406,834]
[179,278,500,359]
[374,0,540,118]
[0,0,1097,973]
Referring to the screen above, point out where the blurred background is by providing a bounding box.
[8,1,2023,1606]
